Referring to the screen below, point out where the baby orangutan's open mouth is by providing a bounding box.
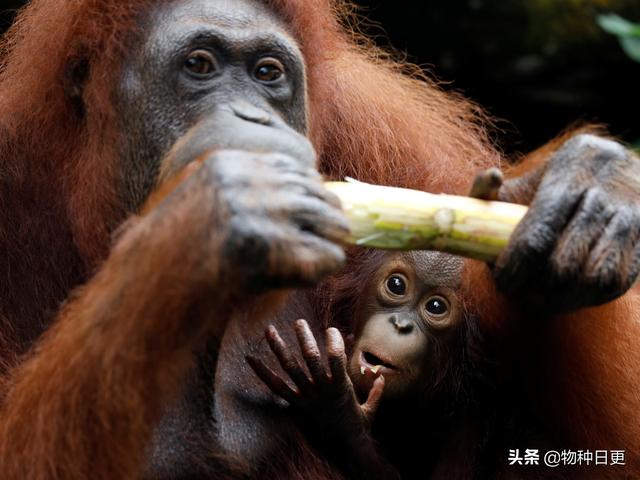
[358,350,398,376]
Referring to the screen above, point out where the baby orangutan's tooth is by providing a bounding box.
[360,366,366,376]
[371,365,382,374]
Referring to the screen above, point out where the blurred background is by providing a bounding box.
[2,0,639,155]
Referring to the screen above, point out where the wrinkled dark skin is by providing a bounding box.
[115,0,348,297]
[477,136,640,314]
[112,0,350,475]
[70,0,640,477]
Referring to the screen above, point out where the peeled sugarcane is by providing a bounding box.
[324,179,528,262]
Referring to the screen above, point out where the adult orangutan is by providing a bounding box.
[0,0,639,479]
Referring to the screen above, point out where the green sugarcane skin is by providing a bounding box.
[325,181,528,261]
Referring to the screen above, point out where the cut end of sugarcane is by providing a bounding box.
[325,179,528,262]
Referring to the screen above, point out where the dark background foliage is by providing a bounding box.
[2,0,639,154]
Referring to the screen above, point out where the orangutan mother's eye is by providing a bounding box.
[254,57,286,83]
[184,49,219,78]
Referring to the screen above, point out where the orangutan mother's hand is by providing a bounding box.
[478,134,640,314]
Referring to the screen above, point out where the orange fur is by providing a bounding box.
[0,1,638,479]
[543,295,640,476]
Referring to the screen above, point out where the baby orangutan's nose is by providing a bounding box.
[389,314,413,333]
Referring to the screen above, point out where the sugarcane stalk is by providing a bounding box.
[325,179,528,262]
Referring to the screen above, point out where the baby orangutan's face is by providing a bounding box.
[348,251,464,399]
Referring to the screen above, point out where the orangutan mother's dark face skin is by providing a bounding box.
[116,0,309,210]
[111,0,321,475]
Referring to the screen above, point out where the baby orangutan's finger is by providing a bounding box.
[361,375,385,422]
[265,325,313,395]
[246,355,300,405]
[326,327,350,389]
[294,319,328,385]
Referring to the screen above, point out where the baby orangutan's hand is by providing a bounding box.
[247,319,399,480]
[247,319,384,438]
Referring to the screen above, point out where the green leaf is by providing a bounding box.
[597,14,640,38]
[620,36,640,62]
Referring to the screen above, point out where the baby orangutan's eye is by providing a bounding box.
[385,274,407,296]
[424,296,449,317]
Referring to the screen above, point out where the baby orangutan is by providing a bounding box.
[248,250,479,480]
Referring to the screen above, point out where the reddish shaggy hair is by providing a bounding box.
[0,0,499,339]
[2,2,640,479]
[268,1,500,189]
[0,0,500,478]
[0,0,499,255]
